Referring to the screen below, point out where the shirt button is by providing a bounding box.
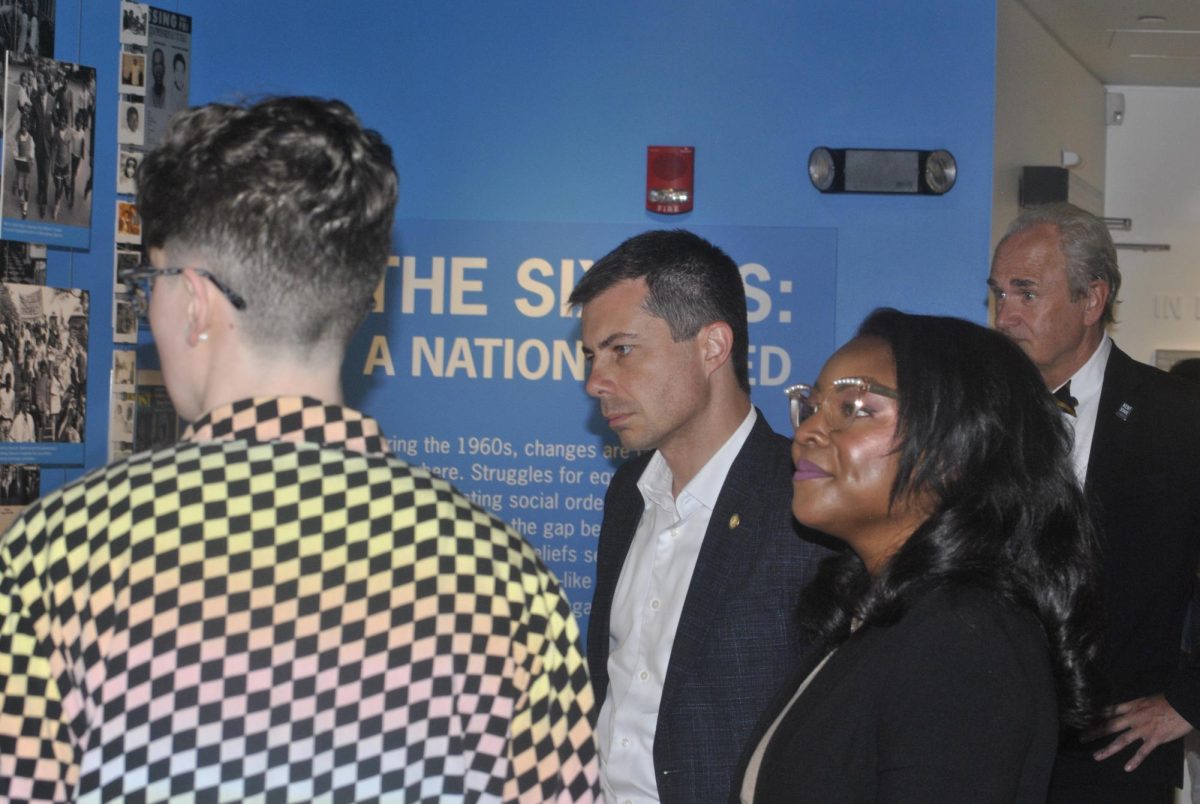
[650,598,661,609]
[621,737,631,748]
[639,670,648,680]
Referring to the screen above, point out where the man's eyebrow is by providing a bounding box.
[989,277,1037,288]
[596,331,638,351]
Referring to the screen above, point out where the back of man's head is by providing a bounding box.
[996,202,1121,326]
[137,96,398,352]
[568,229,750,393]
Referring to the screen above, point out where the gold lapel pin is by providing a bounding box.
[729,513,741,529]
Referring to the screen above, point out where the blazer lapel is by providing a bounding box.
[587,453,651,690]
[1086,345,1145,493]
[657,413,778,717]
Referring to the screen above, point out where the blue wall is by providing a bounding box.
[185,0,997,339]
[43,1,998,516]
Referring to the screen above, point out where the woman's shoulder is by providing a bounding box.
[883,584,1050,673]
[903,583,1039,630]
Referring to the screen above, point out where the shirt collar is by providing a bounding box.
[183,396,389,456]
[637,407,758,513]
[1060,333,1111,408]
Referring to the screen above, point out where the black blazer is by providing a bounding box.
[587,409,834,803]
[1053,344,1200,790]
[738,586,1059,803]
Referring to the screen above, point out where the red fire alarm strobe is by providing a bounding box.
[646,146,695,214]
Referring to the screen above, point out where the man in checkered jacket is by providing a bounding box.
[0,97,599,803]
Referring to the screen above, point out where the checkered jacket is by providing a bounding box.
[0,397,599,803]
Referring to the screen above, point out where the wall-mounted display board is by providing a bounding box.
[344,219,837,631]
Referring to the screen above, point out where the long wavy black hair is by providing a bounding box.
[798,308,1103,731]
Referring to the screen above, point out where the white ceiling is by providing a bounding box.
[1019,0,1200,87]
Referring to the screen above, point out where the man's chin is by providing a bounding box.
[614,432,655,454]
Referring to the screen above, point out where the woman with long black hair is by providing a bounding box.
[738,308,1103,802]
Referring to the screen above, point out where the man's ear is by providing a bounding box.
[700,320,734,377]
[1082,279,1110,327]
[181,267,213,346]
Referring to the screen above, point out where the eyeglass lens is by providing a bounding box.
[790,385,864,432]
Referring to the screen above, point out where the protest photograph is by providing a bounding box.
[1,53,96,241]
[0,283,87,444]
[0,0,55,116]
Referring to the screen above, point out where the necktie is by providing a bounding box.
[1053,381,1078,417]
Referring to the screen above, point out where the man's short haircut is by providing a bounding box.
[568,229,750,393]
[173,53,185,70]
[137,97,398,350]
[996,202,1122,325]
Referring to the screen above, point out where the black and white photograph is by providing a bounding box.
[0,239,45,284]
[112,348,134,388]
[114,246,141,276]
[109,389,134,460]
[117,96,143,146]
[1,52,96,247]
[144,7,190,148]
[0,283,88,445]
[0,0,55,117]
[116,147,139,196]
[0,464,39,504]
[113,296,136,343]
[120,1,147,46]
[119,49,144,95]
[114,245,141,288]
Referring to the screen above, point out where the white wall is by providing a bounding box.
[1104,86,1200,365]
[993,0,1107,250]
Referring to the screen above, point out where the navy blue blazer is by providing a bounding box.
[1052,344,1200,792]
[587,409,835,803]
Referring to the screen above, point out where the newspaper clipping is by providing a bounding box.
[143,7,190,148]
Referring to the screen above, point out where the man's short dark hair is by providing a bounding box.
[173,53,185,70]
[137,97,398,350]
[568,229,750,393]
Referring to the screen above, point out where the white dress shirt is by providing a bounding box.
[598,408,757,804]
[1057,334,1111,484]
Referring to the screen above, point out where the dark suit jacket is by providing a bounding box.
[588,409,834,803]
[1052,344,1200,792]
[737,586,1059,802]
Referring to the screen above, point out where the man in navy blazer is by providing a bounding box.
[990,203,1200,803]
[570,229,832,803]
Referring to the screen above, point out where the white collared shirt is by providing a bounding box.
[1057,334,1111,483]
[597,407,758,804]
